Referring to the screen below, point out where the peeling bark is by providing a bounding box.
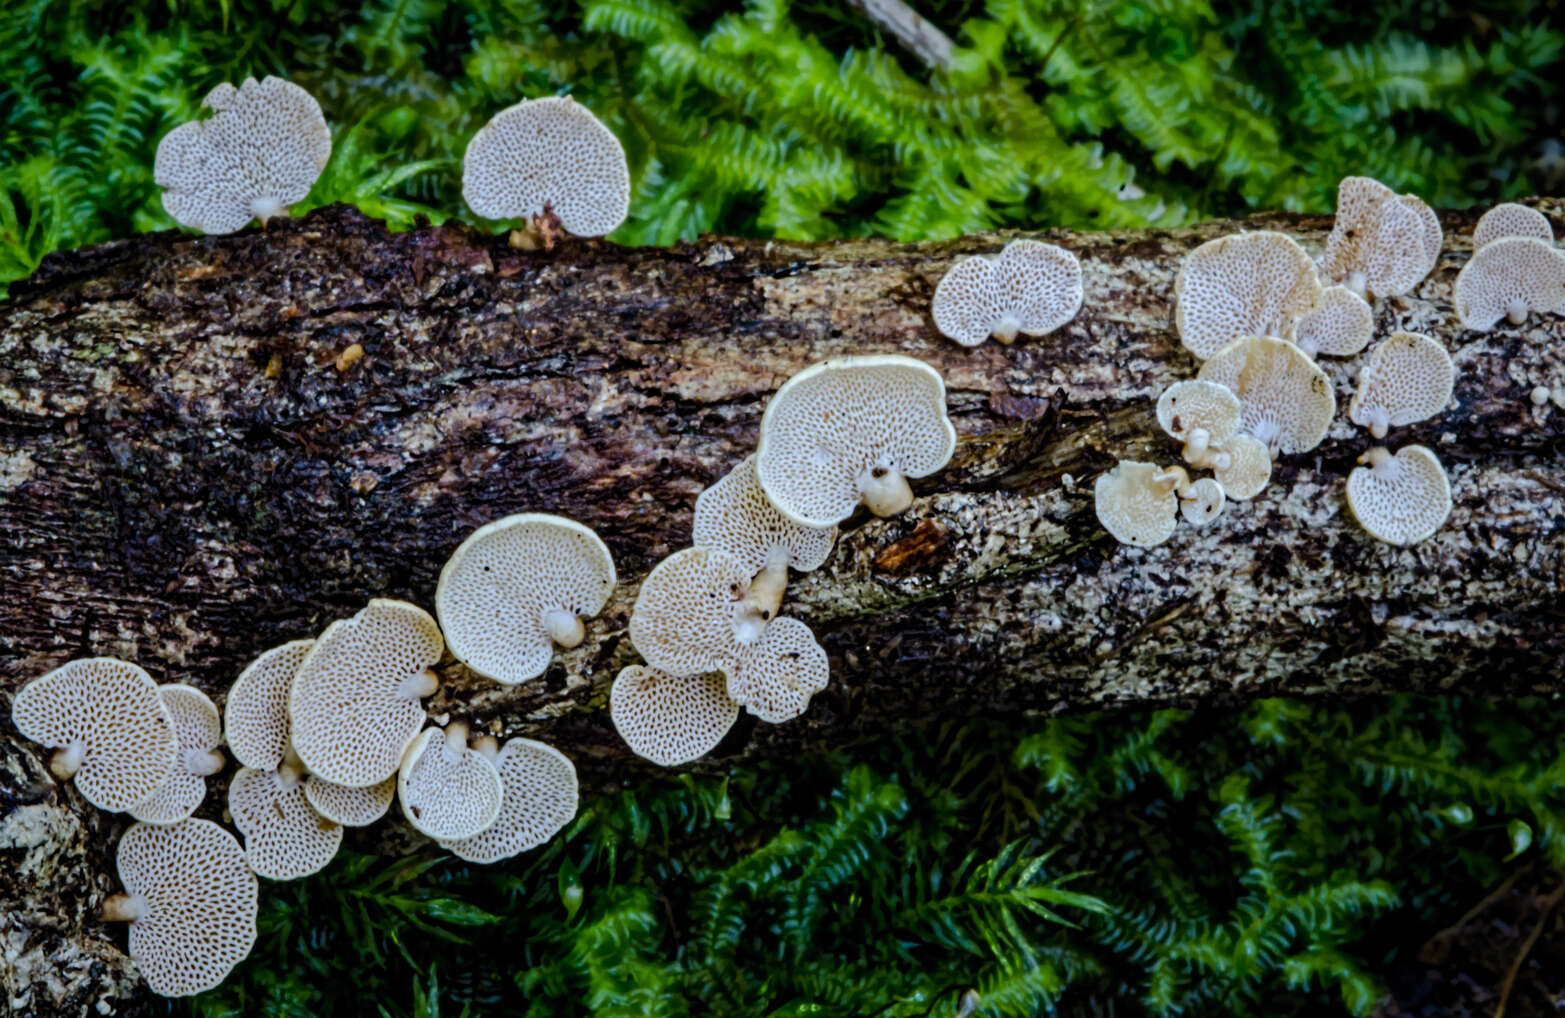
[1,202,1563,1014]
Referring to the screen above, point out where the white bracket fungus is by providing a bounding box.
[1197,336,1336,457]
[1156,379,1241,466]
[11,658,178,813]
[1209,434,1272,501]
[102,819,258,997]
[437,736,579,864]
[1173,231,1320,360]
[1319,176,1442,298]
[692,455,835,630]
[1094,461,1178,548]
[436,513,617,685]
[930,239,1084,346]
[723,617,829,724]
[1345,446,1452,546]
[1472,202,1554,249]
[1178,476,1226,527]
[1349,331,1455,439]
[303,774,396,828]
[1453,235,1565,331]
[611,666,740,767]
[154,76,331,234]
[1292,285,1374,359]
[462,96,630,239]
[755,355,956,528]
[130,685,224,825]
[289,599,444,788]
[228,763,343,880]
[397,722,505,841]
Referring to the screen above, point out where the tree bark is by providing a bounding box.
[1,202,1563,1014]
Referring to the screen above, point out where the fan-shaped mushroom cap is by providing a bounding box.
[1173,231,1320,360]
[1349,331,1455,439]
[437,737,579,863]
[1197,336,1336,456]
[610,666,739,767]
[227,766,342,880]
[930,240,1083,346]
[303,775,396,828]
[461,96,630,237]
[726,617,829,724]
[1094,461,1178,548]
[397,723,504,841]
[1453,235,1565,331]
[1472,202,1554,249]
[755,355,956,527]
[103,819,258,996]
[1292,285,1373,358]
[11,658,177,813]
[225,639,313,771]
[154,76,330,235]
[1346,446,1452,546]
[436,513,617,685]
[1211,434,1272,501]
[1319,177,1441,297]
[629,546,758,675]
[289,599,443,788]
[130,685,224,825]
[1179,477,1226,526]
[1156,379,1241,464]
[693,455,836,575]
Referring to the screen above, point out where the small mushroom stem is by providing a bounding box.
[444,722,470,758]
[1295,336,1319,359]
[1152,466,1192,498]
[741,548,790,625]
[858,464,914,517]
[250,195,288,225]
[185,746,226,778]
[1184,428,1211,462]
[1358,446,1400,480]
[472,736,500,763]
[1345,271,1368,298]
[100,894,146,923]
[279,745,308,788]
[1507,298,1529,326]
[400,669,440,700]
[49,740,86,781]
[543,607,585,649]
[1362,406,1390,440]
[991,314,1022,345]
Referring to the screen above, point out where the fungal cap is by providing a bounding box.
[693,455,837,576]
[436,513,617,685]
[154,76,330,234]
[303,774,396,828]
[1320,178,1441,297]
[629,547,757,677]
[1173,231,1320,360]
[1211,434,1272,501]
[726,617,829,724]
[288,599,444,788]
[756,355,956,528]
[930,240,1084,346]
[1196,336,1336,456]
[1291,285,1373,358]
[1179,477,1226,526]
[11,658,178,812]
[225,639,314,771]
[397,724,504,841]
[610,666,739,767]
[1094,461,1178,548]
[461,96,630,237]
[1453,235,1565,331]
[130,685,224,825]
[107,819,258,996]
[227,766,343,880]
[1345,445,1452,546]
[1472,202,1554,249]
[438,737,579,863]
[930,255,1000,346]
[1156,380,1241,456]
[1349,331,1456,439]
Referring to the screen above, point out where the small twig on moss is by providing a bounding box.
[847,0,955,72]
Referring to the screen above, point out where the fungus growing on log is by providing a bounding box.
[723,617,830,723]
[1197,336,1336,457]
[1345,446,1452,546]
[102,819,258,997]
[1349,331,1455,439]
[1319,176,1441,298]
[1094,461,1179,548]
[1453,235,1565,331]
[154,76,330,234]
[436,513,617,685]
[1156,379,1241,467]
[611,666,740,767]
[930,239,1083,346]
[462,96,630,238]
[1292,285,1374,358]
[227,762,343,880]
[1210,434,1273,500]
[288,599,443,788]
[1173,231,1320,360]
[1472,202,1554,249]
[437,736,579,863]
[397,722,504,841]
[1178,476,1227,526]
[755,355,956,527]
[130,685,224,825]
[11,658,177,813]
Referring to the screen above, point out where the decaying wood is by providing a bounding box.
[1,202,1563,1014]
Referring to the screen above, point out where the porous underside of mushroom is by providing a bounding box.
[1197,336,1336,456]
[228,766,343,880]
[130,685,223,825]
[1472,203,1554,249]
[610,666,739,767]
[1346,446,1452,546]
[725,616,829,724]
[1174,231,1320,360]
[1453,235,1565,331]
[692,455,836,575]
[437,738,579,863]
[629,546,767,677]
[1094,461,1178,548]
[930,239,1083,346]
[1349,331,1455,437]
